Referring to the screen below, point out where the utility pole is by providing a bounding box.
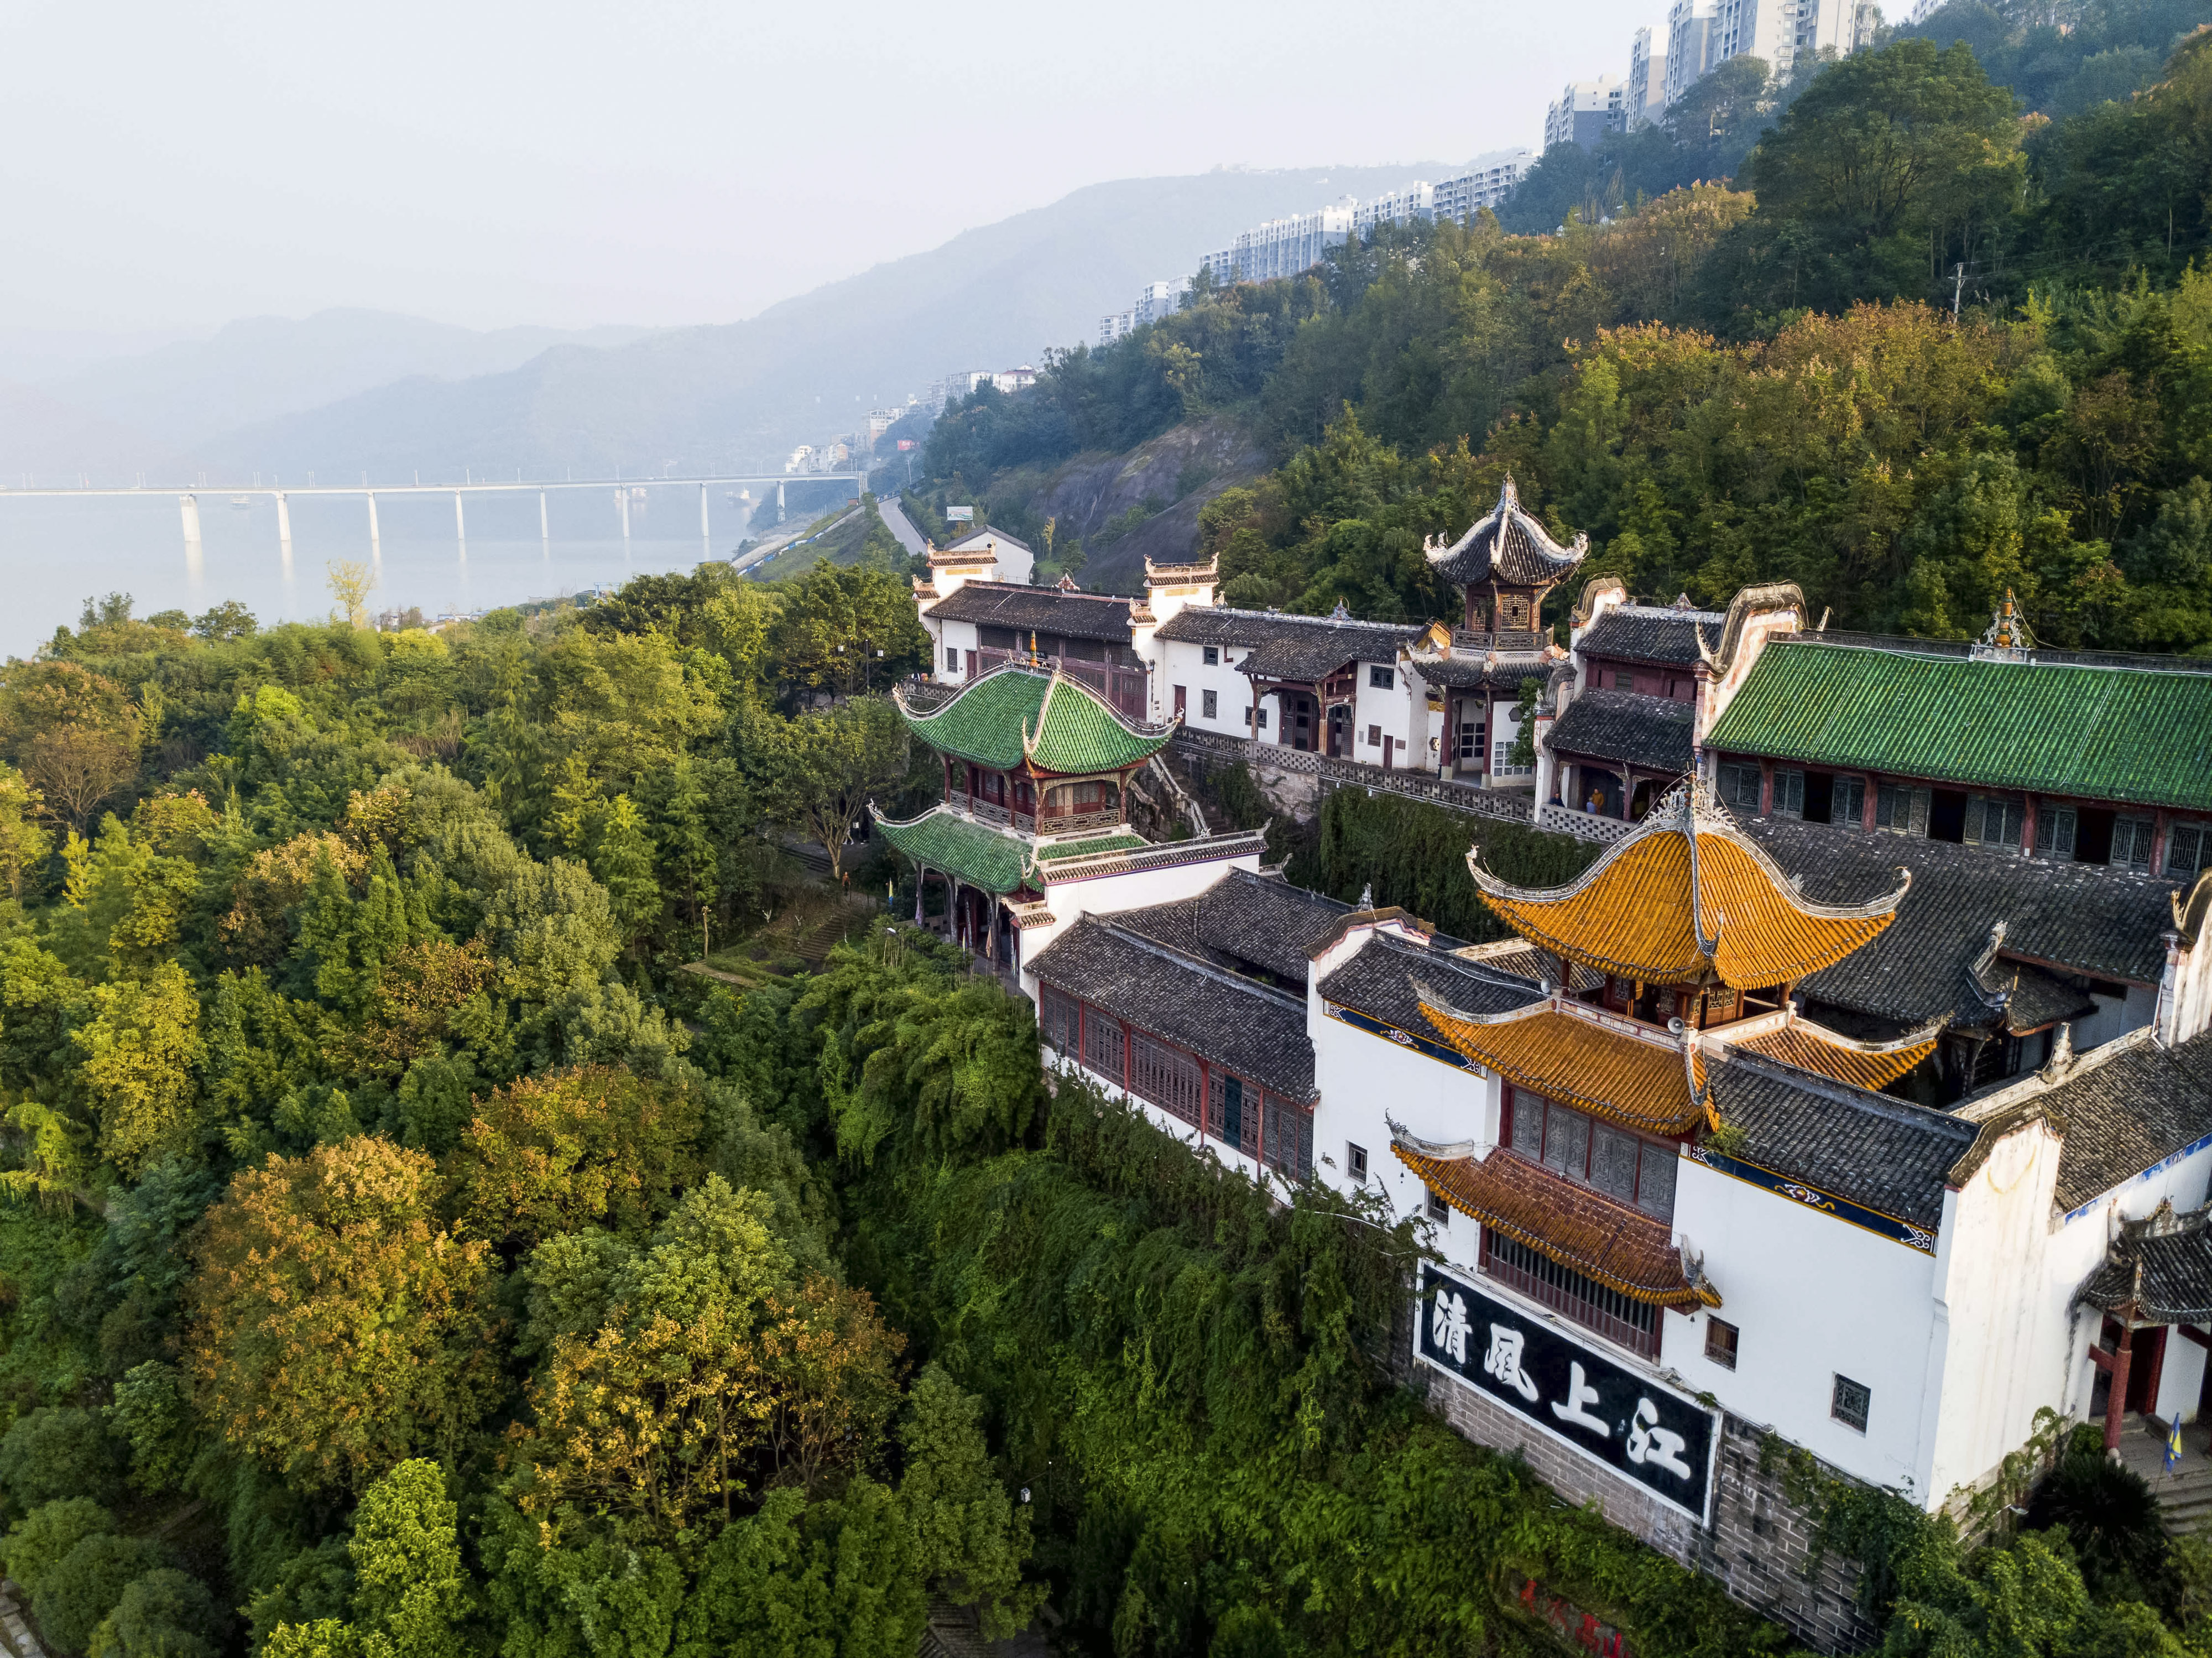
[1952,262,1966,325]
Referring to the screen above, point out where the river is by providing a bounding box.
[0,486,767,656]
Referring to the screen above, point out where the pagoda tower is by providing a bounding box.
[1425,474,1590,637]
[1394,781,1925,1344]
[1413,477,1592,785]
[872,659,1186,965]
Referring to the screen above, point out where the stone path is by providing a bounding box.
[0,1581,49,1658]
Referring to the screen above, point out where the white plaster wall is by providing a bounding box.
[2044,1140,2212,1427]
[2074,982,2158,1052]
[1157,639,1266,737]
[2166,936,2211,1046]
[2161,1333,2208,1421]
[1924,1122,2067,1503]
[1670,1160,1942,1491]
[1351,667,1424,765]
[924,616,981,683]
[1307,1007,1501,1276]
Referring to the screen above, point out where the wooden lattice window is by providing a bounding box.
[1081,1007,1125,1084]
[1130,1033,1203,1127]
[1264,1101,1313,1181]
[1040,986,1080,1055]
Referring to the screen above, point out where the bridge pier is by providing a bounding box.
[618,487,631,541]
[275,491,293,570]
[699,482,709,555]
[776,480,786,524]
[454,491,467,561]
[539,490,550,557]
[367,492,382,575]
[180,494,204,587]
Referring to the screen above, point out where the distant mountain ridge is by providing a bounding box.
[42,310,657,453]
[164,165,1453,483]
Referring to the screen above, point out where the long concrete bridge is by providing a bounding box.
[0,473,870,576]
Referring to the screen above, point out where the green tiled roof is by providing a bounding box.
[898,666,1173,775]
[1703,642,2212,811]
[1034,833,1147,862]
[872,807,1034,893]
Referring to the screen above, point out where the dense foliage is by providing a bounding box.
[0,559,2205,1655]
[906,22,2212,651]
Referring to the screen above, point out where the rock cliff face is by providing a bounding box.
[1026,414,1266,594]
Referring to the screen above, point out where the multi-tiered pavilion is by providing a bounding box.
[873,659,1267,971]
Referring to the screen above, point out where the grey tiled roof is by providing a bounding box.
[1105,868,1354,987]
[1028,916,1315,1101]
[2049,1031,2212,1212]
[1152,606,1407,649]
[1412,656,1551,691]
[1740,817,2179,1026]
[2081,1212,2212,1322]
[1547,689,1695,773]
[1428,480,1588,588]
[1577,606,1723,667]
[924,582,1135,643]
[1319,934,1544,1033]
[1707,1053,1976,1230]
[1232,616,1425,682]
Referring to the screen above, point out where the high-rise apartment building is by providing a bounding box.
[1627,27,1670,128]
[1543,76,1626,150]
[1354,183,1436,238]
[1201,204,1358,285]
[1663,0,1718,106]
[1431,153,1536,221]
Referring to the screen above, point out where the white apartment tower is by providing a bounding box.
[1663,0,1718,105]
[1627,27,1670,128]
[1544,76,1626,150]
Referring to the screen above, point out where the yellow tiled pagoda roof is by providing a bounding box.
[1416,989,1712,1136]
[1393,1141,1718,1310]
[1465,782,1908,989]
[1733,1020,1940,1091]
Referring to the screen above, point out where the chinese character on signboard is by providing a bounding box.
[897,440,915,451]
[1416,1264,1716,1521]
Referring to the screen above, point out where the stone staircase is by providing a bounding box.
[2114,1415,2212,1534]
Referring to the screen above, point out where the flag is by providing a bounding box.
[2167,1411,2184,1474]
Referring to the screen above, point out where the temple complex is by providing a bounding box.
[890,483,2212,1651]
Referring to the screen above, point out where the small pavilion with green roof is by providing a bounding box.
[874,661,1182,964]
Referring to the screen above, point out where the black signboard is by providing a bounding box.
[1417,1264,1718,1523]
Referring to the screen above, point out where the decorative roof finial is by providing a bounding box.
[1330,598,1351,621]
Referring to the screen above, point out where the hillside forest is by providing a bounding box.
[7,8,2212,1658]
[906,13,2212,656]
[1,561,2209,1658]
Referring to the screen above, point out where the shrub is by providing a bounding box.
[37,1534,173,1655]
[88,1567,220,1658]
[0,1408,124,1516]
[0,1498,114,1597]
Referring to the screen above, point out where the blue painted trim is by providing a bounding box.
[1326,1002,1488,1076]
[2059,1130,2212,1226]
[1684,1145,1938,1254]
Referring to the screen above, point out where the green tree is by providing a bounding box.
[1745,39,2026,309]
[899,1364,1043,1639]
[184,1136,502,1492]
[447,1065,703,1249]
[348,1459,472,1658]
[37,1532,174,1654]
[763,698,908,883]
[74,962,206,1176]
[0,1407,125,1515]
[88,1568,221,1658]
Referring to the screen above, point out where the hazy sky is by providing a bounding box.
[5,0,1668,336]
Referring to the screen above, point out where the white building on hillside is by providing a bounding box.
[1545,76,1626,149]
